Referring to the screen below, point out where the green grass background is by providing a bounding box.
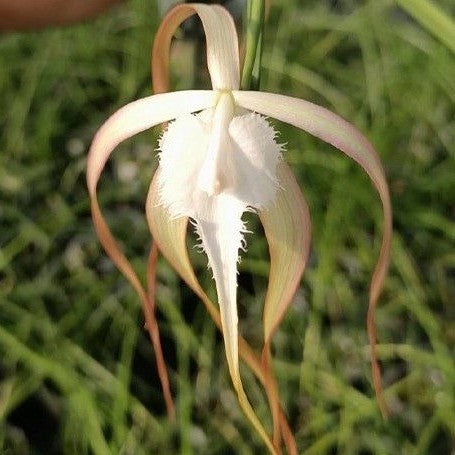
[1,0,455,453]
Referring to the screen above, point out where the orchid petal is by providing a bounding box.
[86,90,215,418]
[87,90,216,195]
[258,162,311,447]
[156,97,247,384]
[152,3,240,92]
[234,90,392,417]
[260,162,311,344]
[156,94,282,386]
[86,89,216,327]
[192,195,246,383]
[146,172,276,453]
[154,89,287,451]
[86,89,213,293]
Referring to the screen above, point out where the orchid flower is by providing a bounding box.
[87,4,392,453]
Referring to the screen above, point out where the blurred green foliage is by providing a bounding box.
[1,0,455,453]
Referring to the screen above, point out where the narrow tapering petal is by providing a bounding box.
[152,4,240,92]
[86,89,216,323]
[260,162,311,344]
[193,195,247,382]
[234,90,392,417]
[86,89,216,418]
[87,90,216,195]
[258,162,311,448]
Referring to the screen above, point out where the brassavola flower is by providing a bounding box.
[87,4,392,453]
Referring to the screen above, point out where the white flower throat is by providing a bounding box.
[158,92,283,220]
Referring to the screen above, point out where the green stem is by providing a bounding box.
[241,0,265,90]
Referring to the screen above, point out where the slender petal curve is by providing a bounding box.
[258,161,311,447]
[85,89,215,419]
[87,90,216,194]
[86,89,217,321]
[152,4,240,91]
[233,89,392,417]
[260,162,311,344]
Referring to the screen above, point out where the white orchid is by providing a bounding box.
[87,4,392,453]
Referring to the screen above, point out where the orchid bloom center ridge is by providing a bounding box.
[197,92,235,196]
[157,90,283,222]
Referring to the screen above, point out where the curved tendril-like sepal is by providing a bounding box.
[258,162,311,448]
[152,3,240,93]
[260,163,312,344]
[86,90,216,420]
[234,90,392,418]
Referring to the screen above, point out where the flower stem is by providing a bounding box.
[241,0,265,90]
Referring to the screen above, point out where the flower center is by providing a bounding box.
[197,92,235,196]
[157,91,282,219]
